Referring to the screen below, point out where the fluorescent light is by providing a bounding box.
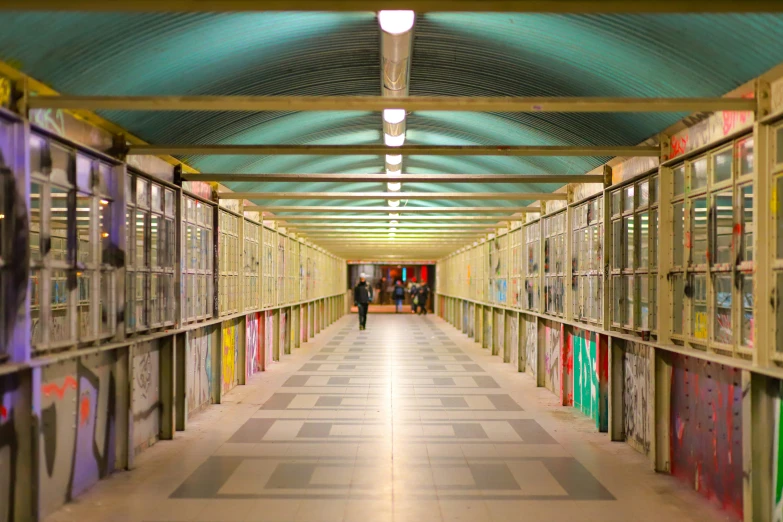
[384,133,405,147]
[378,10,415,35]
[389,212,399,218]
[388,199,400,207]
[386,154,402,166]
[389,227,397,232]
[386,169,402,176]
[389,231,397,237]
[390,220,399,225]
[387,182,402,191]
[383,109,406,125]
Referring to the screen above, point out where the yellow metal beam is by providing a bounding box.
[224,191,568,200]
[185,173,602,183]
[249,205,539,213]
[3,1,781,13]
[131,144,659,157]
[27,95,756,113]
[270,215,515,221]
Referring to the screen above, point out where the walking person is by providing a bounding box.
[354,273,373,330]
[417,283,430,315]
[392,280,405,313]
[409,279,420,314]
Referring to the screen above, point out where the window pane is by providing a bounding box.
[78,272,91,338]
[76,193,92,265]
[151,183,162,212]
[777,127,783,166]
[691,197,707,265]
[99,198,112,265]
[165,189,175,216]
[741,274,753,348]
[691,274,708,340]
[76,154,92,193]
[738,138,754,176]
[650,209,658,270]
[625,275,635,327]
[136,273,147,328]
[674,166,686,196]
[713,190,733,265]
[51,270,71,343]
[100,271,111,334]
[150,273,160,324]
[624,216,634,269]
[125,273,134,330]
[736,184,750,264]
[136,211,147,267]
[136,178,148,208]
[651,176,659,204]
[712,148,733,184]
[673,202,685,266]
[713,274,732,344]
[30,182,42,262]
[613,275,623,324]
[50,186,71,263]
[30,268,41,344]
[650,276,657,333]
[50,144,72,187]
[612,220,623,269]
[640,276,649,330]
[612,190,622,215]
[638,181,649,208]
[691,157,708,191]
[639,212,649,269]
[624,185,635,212]
[672,274,684,335]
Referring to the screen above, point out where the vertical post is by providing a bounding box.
[653,347,671,473]
[601,166,613,332]
[536,317,545,387]
[212,323,222,403]
[517,312,525,373]
[565,185,574,321]
[159,334,175,440]
[745,373,775,522]
[272,309,280,361]
[608,337,624,442]
[175,332,186,431]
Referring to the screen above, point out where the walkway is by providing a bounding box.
[45,315,728,522]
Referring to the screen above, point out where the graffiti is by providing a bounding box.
[774,381,783,522]
[222,320,239,394]
[265,311,274,366]
[39,354,117,519]
[623,342,651,455]
[508,313,518,368]
[279,310,287,355]
[30,109,66,137]
[525,316,537,377]
[1,375,20,522]
[670,354,742,520]
[132,343,160,452]
[670,107,754,160]
[571,329,607,428]
[468,304,475,338]
[543,322,561,398]
[246,313,260,379]
[186,326,212,417]
[483,308,492,350]
[494,310,504,356]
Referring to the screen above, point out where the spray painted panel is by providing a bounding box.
[39,352,119,518]
[670,354,742,520]
[279,309,288,354]
[186,325,213,417]
[222,319,240,394]
[462,301,469,334]
[483,307,492,349]
[132,340,161,453]
[468,303,475,338]
[774,382,783,522]
[524,315,537,378]
[623,341,651,456]
[246,313,261,379]
[265,311,274,367]
[0,374,21,522]
[570,329,608,431]
[543,321,562,399]
[508,312,519,368]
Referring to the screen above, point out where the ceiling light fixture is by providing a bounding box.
[386,154,402,166]
[387,182,402,191]
[384,133,405,147]
[378,10,415,35]
[388,199,401,207]
[383,108,406,125]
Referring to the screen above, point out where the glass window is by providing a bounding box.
[612,220,623,269]
[612,275,623,324]
[638,181,649,208]
[690,197,707,265]
[712,148,733,184]
[713,274,732,344]
[741,274,753,348]
[625,274,635,327]
[650,209,658,270]
[651,176,659,204]
[673,202,685,266]
[30,182,42,262]
[691,274,708,340]
[50,269,72,343]
[742,185,753,263]
[639,212,649,269]
[674,165,686,196]
[623,185,635,212]
[612,190,622,215]
[691,157,708,191]
[672,274,684,335]
[624,216,635,269]
[738,138,754,176]
[713,190,733,265]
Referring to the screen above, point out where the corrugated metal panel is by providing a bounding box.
[1,12,783,201]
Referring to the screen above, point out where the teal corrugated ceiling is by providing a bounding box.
[1,12,783,208]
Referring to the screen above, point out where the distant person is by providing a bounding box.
[409,278,420,314]
[385,278,395,305]
[375,277,383,304]
[354,273,373,330]
[417,283,430,315]
[392,280,405,313]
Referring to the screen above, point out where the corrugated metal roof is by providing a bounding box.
[1,11,783,207]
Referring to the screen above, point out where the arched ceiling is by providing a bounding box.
[1,11,783,255]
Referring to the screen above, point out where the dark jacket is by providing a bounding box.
[354,281,373,304]
[392,285,405,299]
[418,285,430,304]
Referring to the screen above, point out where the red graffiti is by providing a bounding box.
[0,405,7,420]
[671,135,688,158]
[79,394,91,426]
[42,376,77,399]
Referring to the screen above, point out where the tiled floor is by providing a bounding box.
[45,314,731,522]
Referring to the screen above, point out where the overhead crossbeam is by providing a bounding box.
[4,0,781,13]
[183,173,603,183]
[223,191,568,200]
[269,215,516,221]
[130,144,659,157]
[248,205,540,213]
[27,95,756,113]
